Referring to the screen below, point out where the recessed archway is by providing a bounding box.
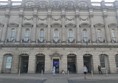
[83,54,93,73]
[35,54,45,73]
[19,54,29,73]
[67,54,77,73]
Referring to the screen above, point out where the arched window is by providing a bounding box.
[115,55,118,67]
[83,29,88,42]
[24,28,30,42]
[53,29,59,42]
[68,29,74,42]
[3,54,13,73]
[10,28,16,41]
[39,29,45,42]
[100,55,105,67]
[111,29,116,42]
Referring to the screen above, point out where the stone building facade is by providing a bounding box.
[0,0,118,74]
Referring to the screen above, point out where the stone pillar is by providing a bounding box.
[45,55,51,73]
[11,53,19,73]
[108,52,116,73]
[0,52,3,73]
[2,10,10,42]
[92,52,100,73]
[75,10,81,42]
[32,8,37,42]
[47,9,51,42]
[60,53,67,73]
[89,9,96,43]
[102,9,110,43]
[17,15,23,42]
[76,51,84,73]
[28,53,36,73]
[61,9,66,42]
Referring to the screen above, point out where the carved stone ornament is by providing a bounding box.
[108,23,117,28]
[94,23,105,28]
[51,1,61,9]
[52,16,61,21]
[65,23,76,28]
[25,1,35,7]
[65,1,74,9]
[38,16,47,21]
[49,52,63,60]
[37,23,48,28]
[8,23,19,27]
[22,23,33,27]
[79,23,91,28]
[38,1,48,9]
[78,1,88,8]
[24,16,33,21]
[80,17,89,22]
[51,23,62,28]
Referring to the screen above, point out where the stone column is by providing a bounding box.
[89,9,96,43]
[45,54,51,73]
[76,51,84,73]
[75,9,80,42]
[108,52,116,73]
[1,9,10,42]
[28,53,36,73]
[75,9,81,41]
[60,52,67,73]
[11,52,19,73]
[32,8,37,42]
[92,52,100,73]
[61,9,66,42]
[102,9,110,43]
[47,9,51,42]
[17,15,23,42]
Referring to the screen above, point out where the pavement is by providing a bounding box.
[0,74,118,83]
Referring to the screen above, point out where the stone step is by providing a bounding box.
[44,77,68,83]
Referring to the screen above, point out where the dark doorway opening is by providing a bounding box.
[67,55,76,73]
[53,59,59,73]
[36,56,45,73]
[20,56,29,73]
[83,55,92,73]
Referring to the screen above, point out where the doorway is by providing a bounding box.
[20,56,29,73]
[53,59,59,73]
[67,55,76,73]
[83,55,93,73]
[36,55,45,73]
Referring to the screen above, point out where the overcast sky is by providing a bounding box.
[0,0,116,2]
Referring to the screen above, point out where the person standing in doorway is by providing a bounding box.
[98,65,102,74]
[52,66,56,75]
[83,65,88,79]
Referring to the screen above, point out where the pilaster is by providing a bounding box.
[28,53,36,73]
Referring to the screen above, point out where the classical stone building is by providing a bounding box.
[0,0,118,74]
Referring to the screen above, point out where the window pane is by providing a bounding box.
[5,56,12,69]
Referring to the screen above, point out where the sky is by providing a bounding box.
[0,0,116,2]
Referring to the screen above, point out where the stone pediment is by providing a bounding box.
[79,23,91,28]
[22,23,33,27]
[8,23,19,27]
[108,23,117,28]
[94,23,105,28]
[49,52,63,59]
